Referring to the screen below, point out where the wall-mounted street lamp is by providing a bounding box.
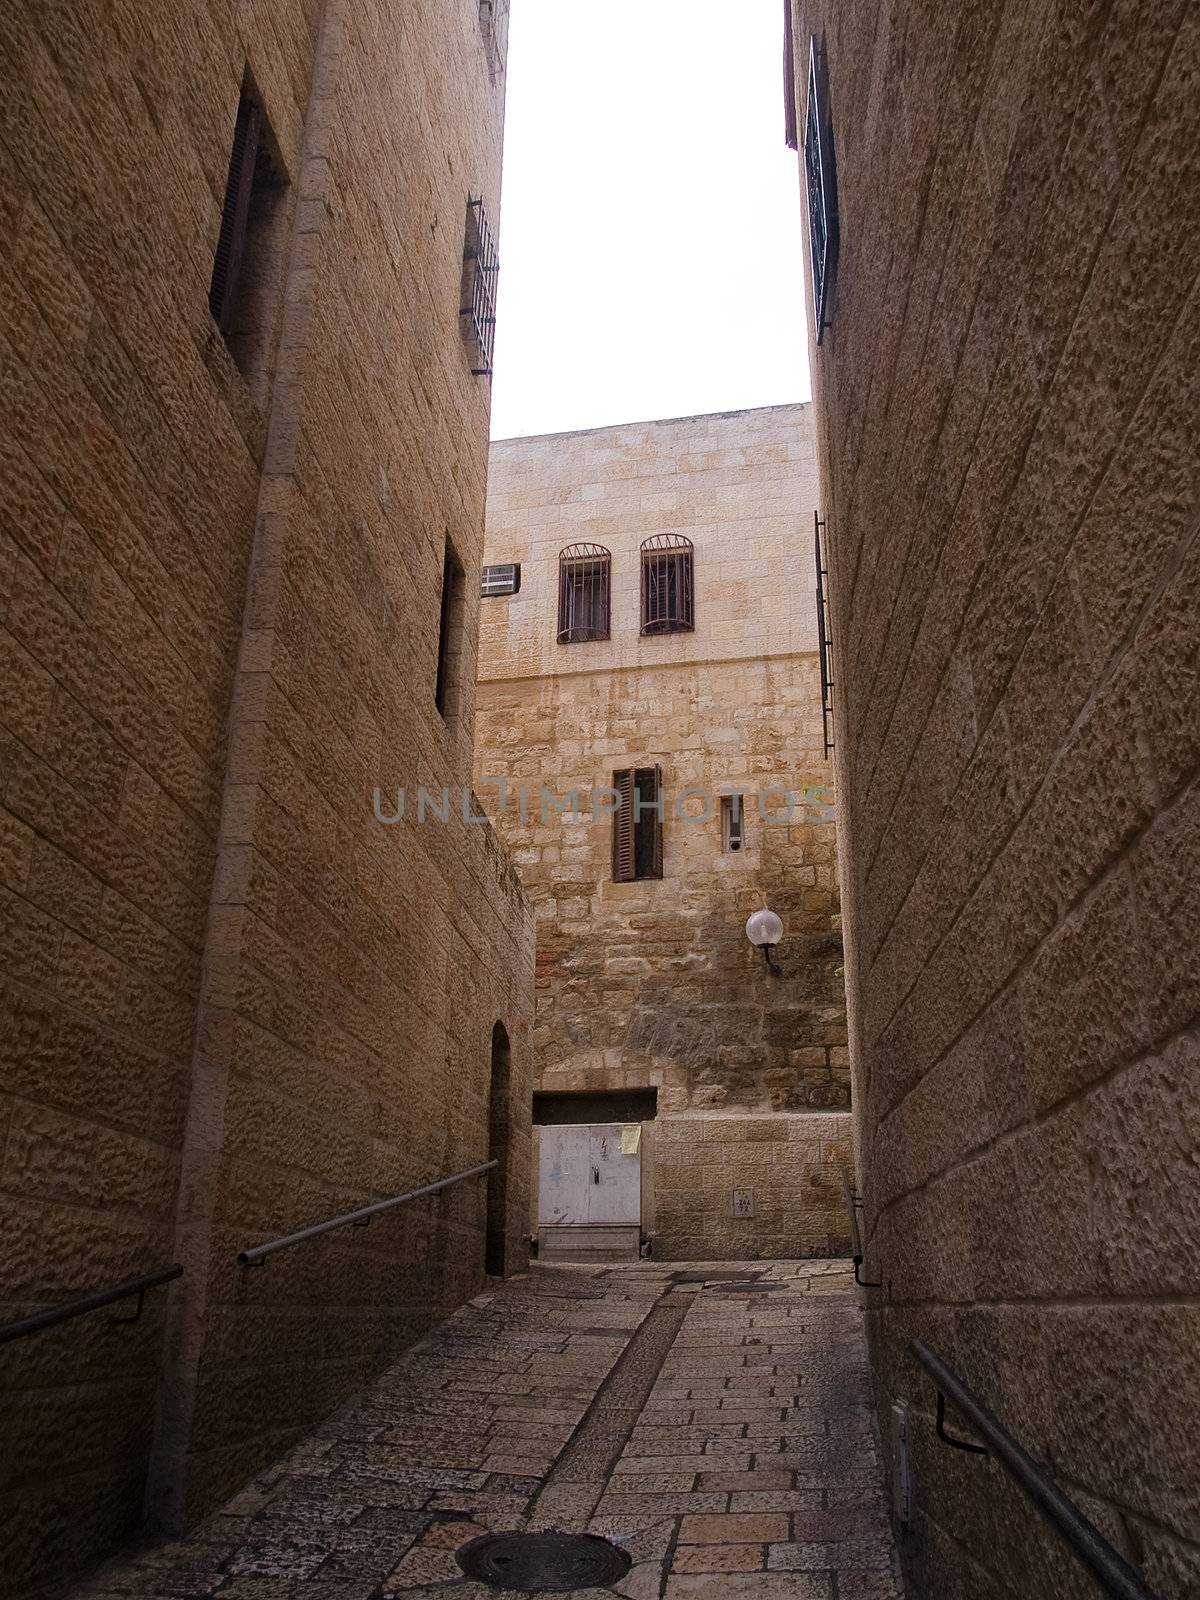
[745,908,784,977]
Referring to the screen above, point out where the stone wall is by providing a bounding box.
[0,1,531,1594]
[476,407,852,1260]
[790,0,1200,1594]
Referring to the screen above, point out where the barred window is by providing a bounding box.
[481,562,520,597]
[804,37,839,343]
[640,534,694,635]
[461,197,499,376]
[612,767,664,883]
[557,544,611,644]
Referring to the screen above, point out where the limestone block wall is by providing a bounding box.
[654,1114,850,1262]
[791,0,1200,1594]
[476,408,852,1260]
[477,658,846,1114]
[0,1,531,1594]
[479,406,822,681]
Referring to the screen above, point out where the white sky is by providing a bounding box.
[488,0,812,440]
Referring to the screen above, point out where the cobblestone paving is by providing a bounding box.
[76,1262,901,1600]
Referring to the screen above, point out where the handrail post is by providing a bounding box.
[840,1167,881,1289]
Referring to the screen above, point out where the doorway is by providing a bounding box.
[536,1123,642,1261]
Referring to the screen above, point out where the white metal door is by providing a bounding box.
[537,1125,591,1226]
[537,1124,641,1228]
[587,1125,640,1224]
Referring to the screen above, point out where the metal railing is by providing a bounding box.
[237,1161,498,1266]
[0,1265,183,1345]
[815,511,834,758]
[841,1168,881,1288]
[910,1340,1156,1600]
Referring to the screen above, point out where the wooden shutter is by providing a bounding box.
[678,550,694,629]
[640,536,693,634]
[645,766,664,879]
[209,94,261,334]
[612,769,635,882]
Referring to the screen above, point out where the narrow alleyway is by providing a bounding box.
[76,1263,899,1600]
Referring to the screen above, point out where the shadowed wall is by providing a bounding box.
[0,2,531,1593]
[789,0,1200,1594]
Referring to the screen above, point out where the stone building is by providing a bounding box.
[474,405,851,1262]
[0,1,530,1595]
[788,0,1200,1595]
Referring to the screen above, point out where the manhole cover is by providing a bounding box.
[457,1531,631,1591]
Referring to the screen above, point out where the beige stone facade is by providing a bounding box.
[0,2,530,1595]
[790,0,1200,1595]
[475,406,851,1261]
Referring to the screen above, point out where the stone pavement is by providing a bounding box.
[76,1262,901,1600]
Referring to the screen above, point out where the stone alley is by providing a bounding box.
[74,1263,897,1600]
[6,0,1198,1595]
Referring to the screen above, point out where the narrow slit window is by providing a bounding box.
[477,0,510,82]
[640,535,694,635]
[209,83,288,392]
[557,544,611,643]
[721,794,746,853]
[612,766,664,883]
[435,540,466,721]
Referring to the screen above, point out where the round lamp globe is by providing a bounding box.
[745,909,784,948]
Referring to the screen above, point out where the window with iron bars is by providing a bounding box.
[557,544,611,644]
[481,562,520,597]
[640,534,694,635]
[804,37,839,344]
[461,198,499,376]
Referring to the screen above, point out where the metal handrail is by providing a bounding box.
[910,1340,1156,1600]
[0,1265,183,1345]
[841,1168,881,1288]
[237,1160,498,1266]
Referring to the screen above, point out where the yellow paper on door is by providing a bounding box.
[621,1124,641,1155]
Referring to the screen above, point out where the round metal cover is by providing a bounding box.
[456,1531,632,1591]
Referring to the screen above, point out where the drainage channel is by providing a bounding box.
[521,1295,690,1537]
[456,1288,697,1589]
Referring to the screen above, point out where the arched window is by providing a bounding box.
[640,534,694,634]
[485,1021,512,1277]
[557,544,611,643]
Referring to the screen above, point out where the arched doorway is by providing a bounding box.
[485,1021,511,1276]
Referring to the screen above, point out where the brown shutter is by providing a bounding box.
[612,769,635,882]
[209,94,261,334]
[679,549,694,629]
[648,765,664,879]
